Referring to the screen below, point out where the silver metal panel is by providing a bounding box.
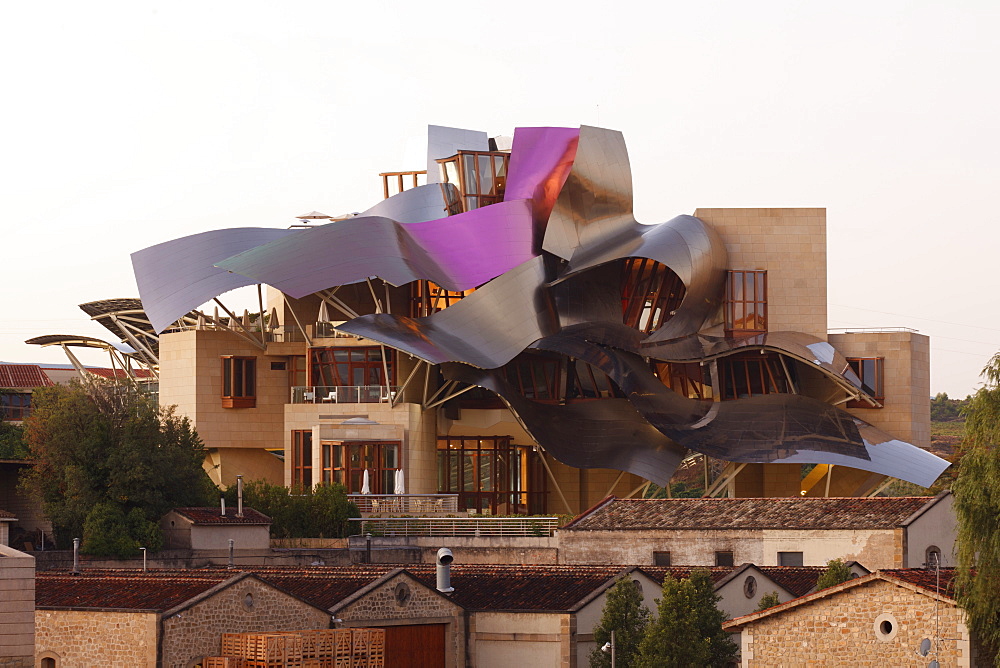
[359,183,453,224]
[337,256,559,368]
[131,227,294,333]
[425,125,489,183]
[215,199,536,297]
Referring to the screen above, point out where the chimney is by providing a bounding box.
[221,497,227,517]
[228,538,235,569]
[436,547,454,594]
[72,537,81,573]
[236,475,244,518]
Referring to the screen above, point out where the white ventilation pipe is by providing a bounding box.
[436,547,454,593]
[236,475,244,518]
[72,537,80,573]
[221,497,227,517]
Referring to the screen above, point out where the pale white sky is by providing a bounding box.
[2,1,997,397]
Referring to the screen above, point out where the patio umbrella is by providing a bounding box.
[361,469,370,495]
[394,469,405,495]
[317,299,329,323]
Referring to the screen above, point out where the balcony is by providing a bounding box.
[290,385,399,404]
[348,493,459,515]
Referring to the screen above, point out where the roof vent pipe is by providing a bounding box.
[236,475,244,518]
[228,538,235,569]
[436,547,454,594]
[72,537,80,574]
[221,497,226,517]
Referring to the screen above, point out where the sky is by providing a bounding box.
[1,1,997,397]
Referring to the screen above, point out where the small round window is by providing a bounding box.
[873,612,898,642]
[743,576,757,599]
[243,593,255,610]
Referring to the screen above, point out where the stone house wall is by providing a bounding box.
[335,573,465,668]
[471,611,568,668]
[558,527,900,569]
[737,578,975,667]
[35,610,158,667]
[160,578,330,668]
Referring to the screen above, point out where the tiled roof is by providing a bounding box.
[0,509,16,520]
[562,496,934,531]
[46,565,638,612]
[881,568,958,597]
[86,367,154,380]
[755,566,828,597]
[0,363,54,389]
[170,507,271,525]
[638,566,735,585]
[36,572,234,611]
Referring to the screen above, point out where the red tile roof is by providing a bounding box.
[36,572,234,611]
[881,568,958,597]
[86,367,154,380]
[562,496,935,531]
[0,364,54,389]
[637,566,735,585]
[170,507,271,525]
[754,566,829,597]
[0,509,16,520]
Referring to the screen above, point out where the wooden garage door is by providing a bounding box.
[383,623,446,667]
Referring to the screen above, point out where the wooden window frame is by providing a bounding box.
[291,430,313,488]
[436,151,510,212]
[846,357,885,407]
[0,392,31,421]
[653,550,672,566]
[221,356,256,408]
[724,270,768,335]
[715,550,735,567]
[621,258,686,334]
[320,440,399,493]
[778,551,804,567]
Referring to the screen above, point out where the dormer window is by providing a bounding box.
[436,151,509,212]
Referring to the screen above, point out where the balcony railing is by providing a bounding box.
[348,494,459,514]
[350,516,561,537]
[291,385,399,404]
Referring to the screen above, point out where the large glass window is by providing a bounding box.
[222,356,255,408]
[0,393,31,420]
[717,353,791,400]
[621,258,686,334]
[410,281,475,318]
[724,270,768,335]
[847,357,885,406]
[308,347,394,387]
[320,441,399,493]
[291,430,313,488]
[437,436,546,514]
[436,151,509,211]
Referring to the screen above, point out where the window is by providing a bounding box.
[653,551,672,566]
[270,361,286,371]
[0,392,31,420]
[291,430,313,488]
[778,551,804,567]
[436,150,509,211]
[717,353,791,400]
[410,280,475,317]
[308,347,394,390]
[222,356,255,408]
[926,545,942,568]
[321,441,399,493]
[437,436,546,514]
[724,270,767,335]
[715,550,734,567]
[621,258,686,333]
[846,357,885,406]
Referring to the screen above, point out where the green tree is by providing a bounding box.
[228,479,360,539]
[20,382,217,552]
[954,352,1000,666]
[815,558,852,591]
[0,390,29,459]
[636,570,737,667]
[589,575,650,668]
[754,591,781,612]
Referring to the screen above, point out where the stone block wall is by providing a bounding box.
[0,546,34,665]
[737,579,973,667]
[35,610,157,667]
[160,577,330,668]
[335,573,465,668]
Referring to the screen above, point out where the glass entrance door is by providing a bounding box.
[321,441,399,494]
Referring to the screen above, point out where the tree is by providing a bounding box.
[0,390,29,459]
[20,382,217,552]
[815,558,852,591]
[589,575,650,668]
[227,479,360,539]
[636,570,737,668]
[954,352,1000,666]
[754,591,781,612]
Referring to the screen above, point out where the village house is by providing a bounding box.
[558,492,956,569]
[723,568,983,667]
